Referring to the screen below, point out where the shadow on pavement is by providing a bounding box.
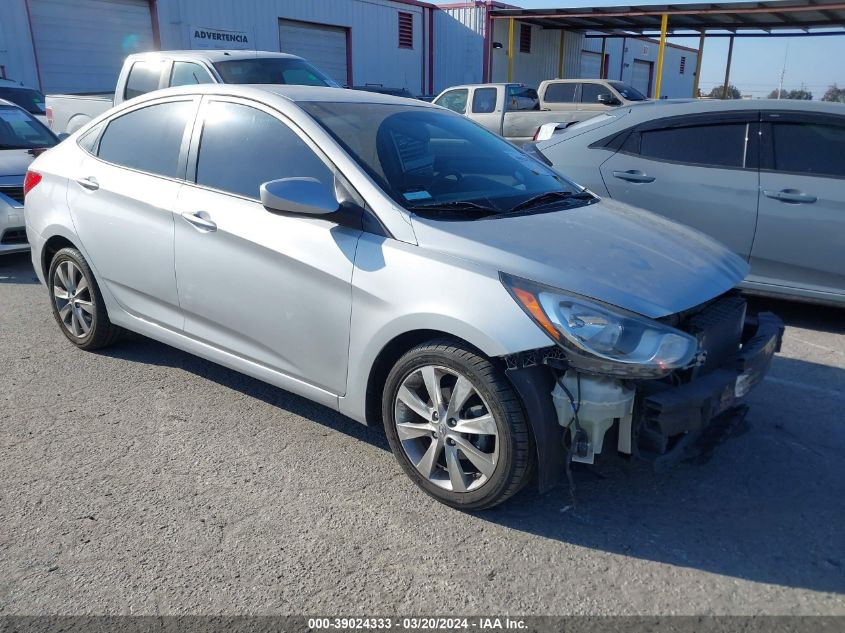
[0,252,39,285]
[101,331,845,596]
[746,294,845,334]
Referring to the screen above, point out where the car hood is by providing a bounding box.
[0,149,36,179]
[410,198,749,319]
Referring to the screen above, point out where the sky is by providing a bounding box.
[431,0,845,99]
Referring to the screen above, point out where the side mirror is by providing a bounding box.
[260,177,340,216]
[597,93,621,106]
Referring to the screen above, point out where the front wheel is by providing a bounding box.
[382,340,533,510]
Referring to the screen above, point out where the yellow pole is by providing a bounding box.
[558,30,565,78]
[507,18,515,82]
[654,13,668,98]
[692,31,705,97]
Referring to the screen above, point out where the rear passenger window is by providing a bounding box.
[543,83,576,103]
[580,83,606,103]
[471,88,497,114]
[771,122,845,178]
[124,60,166,100]
[195,101,333,199]
[635,123,750,168]
[97,101,193,178]
[170,61,214,87]
[435,89,468,114]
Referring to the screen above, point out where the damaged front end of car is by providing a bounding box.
[500,272,784,492]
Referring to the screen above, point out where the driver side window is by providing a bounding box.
[195,101,333,199]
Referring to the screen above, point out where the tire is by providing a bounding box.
[382,339,533,510]
[48,247,122,350]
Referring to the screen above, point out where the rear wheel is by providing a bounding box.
[48,247,122,350]
[383,340,533,510]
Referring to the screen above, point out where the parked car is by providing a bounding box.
[46,50,339,134]
[433,83,568,145]
[534,99,845,307]
[0,99,58,255]
[539,78,648,117]
[0,79,48,125]
[25,85,782,509]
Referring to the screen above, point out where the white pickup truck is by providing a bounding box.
[432,83,571,145]
[46,50,337,134]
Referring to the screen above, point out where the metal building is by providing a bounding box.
[0,0,699,98]
[1,0,437,94]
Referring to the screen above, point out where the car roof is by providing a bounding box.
[127,49,305,63]
[618,98,845,118]
[130,83,438,108]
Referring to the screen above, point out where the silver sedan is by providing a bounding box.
[532,99,845,307]
[24,85,781,509]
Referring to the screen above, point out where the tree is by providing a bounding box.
[822,83,845,103]
[767,88,813,100]
[708,84,741,99]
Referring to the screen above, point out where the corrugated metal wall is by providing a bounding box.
[435,5,487,92]
[489,20,583,86]
[156,0,428,93]
[0,0,41,89]
[582,36,698,97]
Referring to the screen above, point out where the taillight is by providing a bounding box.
[46,105,53,129]
[533,128,539,141]
[23,171,42,197]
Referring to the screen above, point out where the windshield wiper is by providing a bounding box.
[508,189,594,214]
[408,200,502,218]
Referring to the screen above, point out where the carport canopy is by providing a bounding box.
[489,0,845,98]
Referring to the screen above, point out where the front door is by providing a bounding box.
[600,112,760,259]
[750,112,845,299]
[173,97,361,395]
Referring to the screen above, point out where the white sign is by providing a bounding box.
[189,26,252,50]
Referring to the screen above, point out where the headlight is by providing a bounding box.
[501,273,698,378]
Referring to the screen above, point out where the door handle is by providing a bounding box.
[181,211,217,232]
[75,176,99,191]
[762,189,817,204]
[612,170,655,184]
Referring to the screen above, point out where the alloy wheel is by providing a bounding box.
[52,260,94,338]
[393,365,499,492]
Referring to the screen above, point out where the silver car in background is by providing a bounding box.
[0,98,58,255]
[533,99,845,307]
[24,85,782,509]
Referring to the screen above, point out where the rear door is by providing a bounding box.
[66,96,198,329]
[751,111,845,299]
[540,82,577,112]
[600,112,759,259]
[174,96,361,394]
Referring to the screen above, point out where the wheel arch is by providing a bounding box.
[41,233,79,280]
[363,329,490,428]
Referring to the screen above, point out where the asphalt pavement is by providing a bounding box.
[1,251,843,615]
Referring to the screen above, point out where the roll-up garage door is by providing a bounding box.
[279,19,349,87]
[631,60,653,97]
[579,52,602,79]
[29,0,154,93]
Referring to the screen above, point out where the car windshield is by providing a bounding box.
[213,58,338,87]
[0,105,57,150]
[301,102,591,218]
[607,81,646,101]
[0,87,46,114]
